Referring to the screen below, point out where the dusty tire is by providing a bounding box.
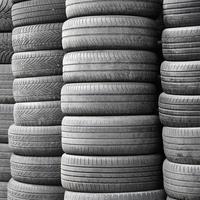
[63,50,159,83]
[159,92,200,127]
[62,16,158,51]
[12,23,62,52]
[161,61,200,95]
[8,179,64,200]
[61,83,157,115]
[11,154,61,185]
[163,159,200,200]
[12,0,65,27]
[62,115,161,155]
[13,76,63,102]
[162,26,200,61]
[0,182,7,200]
[0,104,14,143]
[8,124,62,156]
[14,101,62,126]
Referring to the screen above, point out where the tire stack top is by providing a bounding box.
[8,0,66,199]
[160,0,200,199]
[61,1,166,199]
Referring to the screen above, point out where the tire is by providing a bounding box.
[162,26,200,61]
[163,0,200,27]
[11,154,61,185]
[159,92,200,127]
[8,124,62,156]
[8,179,64,200]
[0,104,14,143]
[61,82,157,115]
[61,154,163,192]
[13,76,63,102]
[0,33,13,64]
[64,190,166,200]
[0,182,7,200]
[163,127,200,164]
[14,101,62,126]
[12,0,65,27]
[65,0,161,19]
[0,144,11,182]
[0,65,14,103]
[0,0,12,32]
[62,16,158,51]
[163,159,200,200]
[62,115,162,155]
[63,50,159,83]
[12,50,64,78]
[161,61,200,95]
[12,23,62,52]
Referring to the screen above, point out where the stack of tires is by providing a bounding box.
[7,0,66,199]
[160,0,200,199]
[0,0,14,199]
[61,0,166,199]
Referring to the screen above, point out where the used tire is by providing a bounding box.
[61,82,157,115]
[62,115,161,155]
[161,61,200,95]
[163,159,200,200]
[8,179,64,200]
[0,182,7,200]
[63,50,159,83]
[12,23,62,52]
[8,124,62,156]
[62,16,158,51]
[14,101,62,126]
[13,76,63,102]
[12,0,65,27]
[159,92,200,127]
[11,154,61,185]
[162,26,200,61]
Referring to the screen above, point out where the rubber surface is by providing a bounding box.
[14,101,62,126]
[9,125,62,156]
[159,92,200,127]
[61,82,157,115]
[12,23,62,52]
[163,159,200,200]
[0,182,7,200]
[62,115,162,155]
[62,16,158,51]
[63,50,159,83]
[8,179,64,200]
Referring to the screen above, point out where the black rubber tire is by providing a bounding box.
[0,182,7,200]
[12,50,64,78]
[0,104,14,143]
[61,82,157,115]
[12,23,62,53]
[62,115,162,155]
[162,26,200,61]
[63,50,159,83]
[0,0,12,32]
[61,154,163,192]
[65,0,161,19]
[163,0,200,27]
[161,61,200,95]
[0,65,14,103]
[159,92,200,127]
[8,124,62,156]
[163,159,200,200]
[0,144,11,182]
[0,33,13,64]
[163,127,200,164]
[13,76,63,102]
[12,0,65,27]
[11,154,61,185]
[62,16,158,52]
[64,190,166,200]
[14,101,62,126]
[8,179,64,200]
